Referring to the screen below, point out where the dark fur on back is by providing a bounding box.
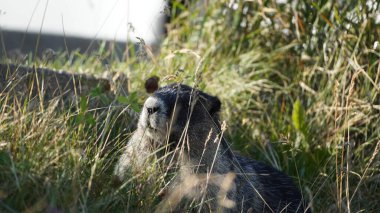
[115,83,311,212]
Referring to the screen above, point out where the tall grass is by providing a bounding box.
[1,0,380,212]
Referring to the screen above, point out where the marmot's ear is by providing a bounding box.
[145,76,160,93]
[208,96,221,115]
[200,94,221,115]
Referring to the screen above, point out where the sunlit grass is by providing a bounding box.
[1,0,380,212]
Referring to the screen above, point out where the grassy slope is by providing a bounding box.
[1,0,380,212]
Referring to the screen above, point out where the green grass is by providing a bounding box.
[1,0,380,212]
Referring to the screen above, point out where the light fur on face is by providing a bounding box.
[139,96,169,144]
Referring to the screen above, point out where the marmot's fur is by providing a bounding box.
[114,83,311,212]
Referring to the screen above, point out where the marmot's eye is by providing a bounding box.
[147,107,159,115]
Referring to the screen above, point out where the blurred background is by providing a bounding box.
[1,0,380,212]
[0,0,166,58]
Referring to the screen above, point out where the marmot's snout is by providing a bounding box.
[139,96,169,140]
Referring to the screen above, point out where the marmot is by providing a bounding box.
[114,83,311,212]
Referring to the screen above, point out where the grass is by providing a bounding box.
[1,0,380,212]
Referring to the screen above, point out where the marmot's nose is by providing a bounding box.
[147,106,159,115]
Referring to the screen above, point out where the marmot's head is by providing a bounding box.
[139,83,221,145]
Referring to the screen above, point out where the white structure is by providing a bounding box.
[0,0,165,45]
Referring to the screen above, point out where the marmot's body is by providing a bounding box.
[115,83,310,212]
